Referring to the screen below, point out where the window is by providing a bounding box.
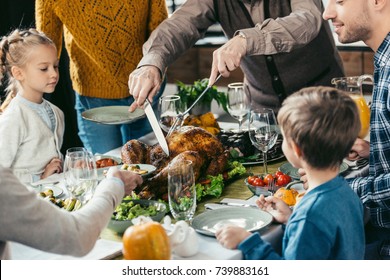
[166,0,187,14]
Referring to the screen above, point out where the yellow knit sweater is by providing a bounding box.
[35,0,168,99]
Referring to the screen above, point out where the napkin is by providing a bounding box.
[30,173,64,186]
[10,239,122,260]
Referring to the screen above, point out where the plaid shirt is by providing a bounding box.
[348,32,390,257]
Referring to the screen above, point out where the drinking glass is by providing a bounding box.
[159,95,184,133]
[248,108,279,174]
[167,160,196,222]
[331,75,373,139]
[63,147,98,205]
[226,82,251,132]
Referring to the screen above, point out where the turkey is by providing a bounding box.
[121,126,228,199]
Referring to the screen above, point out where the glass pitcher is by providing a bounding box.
[331,75,373,139]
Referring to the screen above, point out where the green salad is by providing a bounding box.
[111,199,158,221]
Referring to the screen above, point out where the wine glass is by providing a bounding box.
[167,160,196,222]
[248,108,279,174]
[331,75,373,139]
[63,147,98,205]
[226,82,251,132]
[159,95,184,133]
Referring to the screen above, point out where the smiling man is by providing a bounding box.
[323,0,390,260]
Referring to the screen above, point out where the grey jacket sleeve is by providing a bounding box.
[0,166,124,258]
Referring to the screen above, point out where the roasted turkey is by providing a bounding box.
[121,126,228,199]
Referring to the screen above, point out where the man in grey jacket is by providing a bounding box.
[128,0,344,112]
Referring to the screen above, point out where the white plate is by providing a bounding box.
[42,185,63,197]
[191,207,273,237]
[119,164,157,177]
[95,155,122,180]
[95,154,122,168]
[98,164,157,180]
[81,106,145,125]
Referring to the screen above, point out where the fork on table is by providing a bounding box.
[268,179,277,194]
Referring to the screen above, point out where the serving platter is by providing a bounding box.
[240,153,285,166]
[219,128,284,166]
[81,106,145,125]
[229,138,284,166]
[191,207,273,237]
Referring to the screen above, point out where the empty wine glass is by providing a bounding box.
[168,160,196,222]
[226,82,251,132]
[159,95,184,133]
[248,108,279,174]
[63,147,98,205]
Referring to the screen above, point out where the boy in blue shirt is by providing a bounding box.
[216,87,365,259]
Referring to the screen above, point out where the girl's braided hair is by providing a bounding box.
[0,28,55,112]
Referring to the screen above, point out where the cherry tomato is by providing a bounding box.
[274,171,284,178]
[253,177,265,187]
[247,176,257,185]
[276,174,292,186]
[263,174,275,185]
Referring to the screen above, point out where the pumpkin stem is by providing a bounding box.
[132,215,153,226]
[285,181,296,190]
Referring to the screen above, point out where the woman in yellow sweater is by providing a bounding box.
[35,0,168,154]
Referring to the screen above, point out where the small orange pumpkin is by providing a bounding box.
[274,183,299,206]
[122,221,171,260]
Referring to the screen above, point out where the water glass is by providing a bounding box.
[159,95,184,133]
[248,108,278,174]
[168,160,196,221]
[226,82,251,132]
[63,147,98,205]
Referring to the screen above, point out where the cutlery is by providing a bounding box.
[219,198,258,207]
[167,73,222,136]
[204,203,258,211]
[344,158,369,170]
[219,202,258,208]
[30,173,64,186]
[144,99,170,156]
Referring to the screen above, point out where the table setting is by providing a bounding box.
[14,75,372,260]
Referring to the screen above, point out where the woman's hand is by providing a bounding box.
[41,157,62,179]
[256,194,292,224]
[106,166,143,194]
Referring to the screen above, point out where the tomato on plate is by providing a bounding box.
[263,174,275,185]
[276,174,292,186]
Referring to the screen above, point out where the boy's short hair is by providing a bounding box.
[277,86,361,169]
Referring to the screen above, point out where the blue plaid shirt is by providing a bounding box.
[348,32,390,256]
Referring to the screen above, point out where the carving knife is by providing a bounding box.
[144,99,170,156]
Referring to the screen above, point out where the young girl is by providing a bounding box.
[0,28,64,184]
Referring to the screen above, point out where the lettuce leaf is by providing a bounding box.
[195,161,246,201]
